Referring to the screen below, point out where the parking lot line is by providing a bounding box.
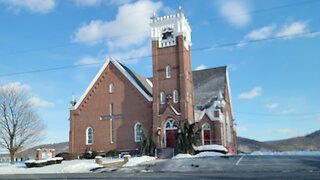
[235,155,244,166]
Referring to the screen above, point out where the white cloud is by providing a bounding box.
[74,0,101,7]
[72,0,162,49]
[276,21,308,37]
[29,97,55,108]
[219,0,251,28]
[266,103,279,110]
[281,108,295,115]
[245,25,275,40]
[0,0,56,13]
[75,56,102,66]
[194,65,207,71]
[108,0,132,6]
[0,82,30,92]
[239,86,262,99]
[110,45,150,64]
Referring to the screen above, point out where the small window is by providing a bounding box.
[214,110,220,118]
[202,123,210,130]
[86,127,93,145]
[109,83,114,93]
[160,91,166,104]
[165,65,171,79]
[173,90,179,103]
[134,123,142,142]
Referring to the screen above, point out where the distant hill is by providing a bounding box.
[238,130,320,153]
[17,142,69,159]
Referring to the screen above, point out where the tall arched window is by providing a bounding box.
[109,83,114,93]
[86,127,93,145]
[160,91,166,104]
[134,123,142,142]
[165,65,171,79]
[173,90,179,103]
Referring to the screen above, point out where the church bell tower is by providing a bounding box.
[151,8,195,148]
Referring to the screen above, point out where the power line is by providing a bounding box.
[1,0,319,57]
[0,30,319,77]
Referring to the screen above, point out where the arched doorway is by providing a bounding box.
[164,119,178,148]
[202,123,211,145]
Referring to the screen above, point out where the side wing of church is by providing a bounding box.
[69,9,237,157]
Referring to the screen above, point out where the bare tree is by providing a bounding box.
[0,83,45,164]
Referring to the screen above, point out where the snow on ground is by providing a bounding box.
[193,145,228,153]
[0,158,123,174]
[123,156,156,167]
[249,151,320,156]
[172,152,227,159]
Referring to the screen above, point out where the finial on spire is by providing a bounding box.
[178,6,183,15]
[150,12,157,22]
[70,94,77,107]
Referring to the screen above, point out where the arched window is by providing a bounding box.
[165,119,178,129]
[173,90,179,103]
[134,123,142,142]
[160,91,166,104]
[109,83,114,93]
[165,65,171,79]
[202,123,210,130]
[86,127,93,145]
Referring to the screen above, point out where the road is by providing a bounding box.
[1,155,319,179]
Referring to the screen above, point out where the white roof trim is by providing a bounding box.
[225,67,234,115]
[74,57,152,110]
[170,105,181,116]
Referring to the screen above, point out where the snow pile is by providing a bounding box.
[123,156,156,167]
[195,151,227,157]
[0,159,102,174]
[172,154,194,159]
[193,144,228,153]
[62,162,101,173]
[250,151,320,156]
[173,152,226,159]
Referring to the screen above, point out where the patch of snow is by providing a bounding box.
[0,158,120,174]
[172,152,227,159]
[193,144,228,153]
[195,151,227,157]
[62,162,101,173]
[172,154,194,159]
[123,156,156,167]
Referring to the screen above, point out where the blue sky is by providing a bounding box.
[0,0,319,144]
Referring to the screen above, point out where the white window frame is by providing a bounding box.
[109,83,114,93]
[160,91,166,105]
[165,65,171,79]
[173,90,179,103]
[86,127,93,145]
[134,122,142,142]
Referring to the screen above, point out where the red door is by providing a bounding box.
[166,130,177,148]
[203,130,211,145]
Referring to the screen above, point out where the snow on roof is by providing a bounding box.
[193,66,227,107]
[193,144,228,153]
[72,58,153,110]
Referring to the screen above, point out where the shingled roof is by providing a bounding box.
[192,66,227,108]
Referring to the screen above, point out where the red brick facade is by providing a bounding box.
[69,10,237,157]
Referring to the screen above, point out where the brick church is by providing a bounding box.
[69,9,237,157]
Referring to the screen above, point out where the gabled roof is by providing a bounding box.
[73,58,153,110]
[192,66,227,107]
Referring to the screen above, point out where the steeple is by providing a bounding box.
[151,7,195,148]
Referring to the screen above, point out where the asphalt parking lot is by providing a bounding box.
[1,155,320,179]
